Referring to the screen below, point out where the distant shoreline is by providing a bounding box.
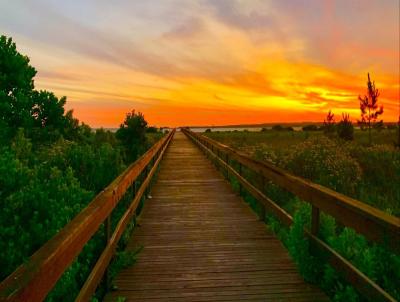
[97,121,398,131]
[186,121,398,129]
[186,122,322,129]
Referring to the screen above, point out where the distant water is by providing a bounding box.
[189,126,303,132]
[100,126,307,133]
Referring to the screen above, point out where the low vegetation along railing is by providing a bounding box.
[182,128,399,302]
[0,129,175,302]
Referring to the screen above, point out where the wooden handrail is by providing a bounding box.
[75,130,172,301]
[0,130,175,302]
[182,128,399,302]
[182,129,399,251]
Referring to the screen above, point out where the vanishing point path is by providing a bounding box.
[105,132,328,301]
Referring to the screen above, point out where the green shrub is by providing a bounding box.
[337,113,354,141]
[280,136,362,196]
[286,204,323,283]
[349,144,400,214]
[0,149,93,280]
[302,124,319,131]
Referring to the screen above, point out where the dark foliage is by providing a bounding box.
[323,110,335,136]
[0,36,79,144]
[272,124,294,131]
[116,110,147,162]
[373,120,384,131]
[337,113,354,141]
[302,124,319,131]
[146,126,159,133]
[0,35,157,301]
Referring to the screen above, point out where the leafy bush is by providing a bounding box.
[349,144,400,214]
[0,147,93,280]
[337,113,354,141]
[272,124,293,131]
[302,124,319,131]
[286,205,322,282]
[146,126,159,133]
[280,136,362,196]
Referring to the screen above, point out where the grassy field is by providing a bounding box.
[204,128,400,301]
[205,128,398,153]
[205,128,400,215]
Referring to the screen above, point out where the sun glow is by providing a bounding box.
[2,0,398,127]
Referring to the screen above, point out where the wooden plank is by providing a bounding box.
[190,132,293,227]
[104,131,329,302]
[183,129,400,252]
[0,131,174,302]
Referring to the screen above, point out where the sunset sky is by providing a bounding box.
[1,0,399,127]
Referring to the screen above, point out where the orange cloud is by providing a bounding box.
[5,0,396,127]
[41,57,399,127]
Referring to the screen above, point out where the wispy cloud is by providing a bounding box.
[0,0,398,126]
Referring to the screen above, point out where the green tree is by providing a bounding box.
[0,35,36,136]
[32,91,66,128]
[0,35,75,142]
[323,110,335,137]
[116,110,148,161]
[358,73,384,145]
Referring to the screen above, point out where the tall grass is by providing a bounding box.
[206,129,399,215]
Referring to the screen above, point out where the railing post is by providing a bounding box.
[261,175,267,221]
[238,163,243,196]
[103,216,111,290]
[145,165,149,197]
[311,205,320,235]
[225,153,229,179]
[133,180,137,225]
[133,180,137,196]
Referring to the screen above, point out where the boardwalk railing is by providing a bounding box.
[182,128,399,302]
[0,130,175,302]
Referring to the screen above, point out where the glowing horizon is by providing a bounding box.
[1,0,399,127]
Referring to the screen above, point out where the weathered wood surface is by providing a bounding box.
[104,132,328,302]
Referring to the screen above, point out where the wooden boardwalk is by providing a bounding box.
[105,132,328,302]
